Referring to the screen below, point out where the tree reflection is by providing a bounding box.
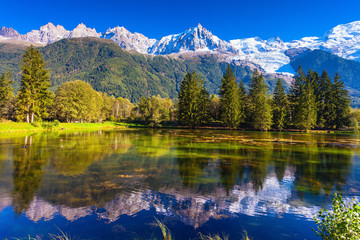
[5,129,356,219]
[294,145,352,196]
[12,134,49,214]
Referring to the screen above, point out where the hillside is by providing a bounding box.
[0,38,278,102]
[288,49,360,106]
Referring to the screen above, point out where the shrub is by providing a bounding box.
[313,193,360,240]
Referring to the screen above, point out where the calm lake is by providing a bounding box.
[0,129,359,239]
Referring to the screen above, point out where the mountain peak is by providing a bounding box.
[149,23,235,55]
[102,26,156,54]
[70,23,100,38]
[0,26,20,39]
[74,23,87,29]
[40,22,56,30]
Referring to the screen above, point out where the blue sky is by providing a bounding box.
[2,0,360,41]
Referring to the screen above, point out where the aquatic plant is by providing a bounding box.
[313,193,360,240]
[155,218,173,240]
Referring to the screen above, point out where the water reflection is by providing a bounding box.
[0,129,359,238]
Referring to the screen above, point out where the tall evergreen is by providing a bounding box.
[0,70,14,119]
[332,73,351,129]
[219,65,241,128]
[239,80,247,126]
[178,72,210,127]
[317,70,335,128]
[272,79,289,130]
[16,46,52,123]
[248,70,272,130]
[290,67,317,131]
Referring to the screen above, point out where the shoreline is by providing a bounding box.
[0,122,127,133]
[0,121,356,136]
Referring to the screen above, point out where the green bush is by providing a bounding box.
[54,120,60,127]
[31,121,42,128]
[313,193,360,240]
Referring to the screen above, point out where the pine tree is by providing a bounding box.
[272,79,289,130]
[290,67,317,131]
[248,70,272,130]
[331,73,351,129]
[239,79,247,126]
[317,70,335,129]
[0,70,14,119]
[16,46,52,123]
[178,72,210,127]
[219,65,241,128]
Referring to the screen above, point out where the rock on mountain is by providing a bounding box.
[149,23,236,55]
[8,22,101,45]
[0,26,21,39]
[69,23,101,39]
[102,26,156,54]
[22,22,70,44]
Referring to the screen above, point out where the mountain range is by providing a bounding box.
[2,21,360,75]
[1,21,360,106]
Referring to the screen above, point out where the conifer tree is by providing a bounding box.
[178,72,210,127]
[290,67,317,131]
[317,70,335,128]
[239,79,247,126]
[0,70,15,119]
[219,65,241,128]
[248,70,272,130]
[272,79,289,130]
[331,73,351,129]
[16,46,52,123]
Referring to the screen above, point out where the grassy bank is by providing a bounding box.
[0,121,127,133]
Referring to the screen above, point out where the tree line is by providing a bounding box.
[0,45,355,131]
[177,65,352,131]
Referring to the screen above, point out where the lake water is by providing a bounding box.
[0,129,359,239]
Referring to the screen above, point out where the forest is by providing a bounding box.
[0,45,357,131]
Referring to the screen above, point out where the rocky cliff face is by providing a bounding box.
[149,23,236,55]
[102,26,156,54]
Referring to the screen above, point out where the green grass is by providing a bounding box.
[0,121,126,133]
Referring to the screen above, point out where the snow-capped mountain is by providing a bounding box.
[0,26,20,39]
[102,26,156,54]
[69,23,101,39]
[2,21,360,74]
[230,37,291,74]
[321,21,360,60]
[22,22,70,44]
[149,23,236,55]
[229,21,360,73]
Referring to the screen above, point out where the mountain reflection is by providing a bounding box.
[0,129,358,228]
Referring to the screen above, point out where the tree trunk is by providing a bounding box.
[116,103,119,118]
[31,112,34,123]
[26,104,30,123]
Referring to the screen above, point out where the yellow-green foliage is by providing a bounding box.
[0,122,121,132]
[313,193,360,240]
